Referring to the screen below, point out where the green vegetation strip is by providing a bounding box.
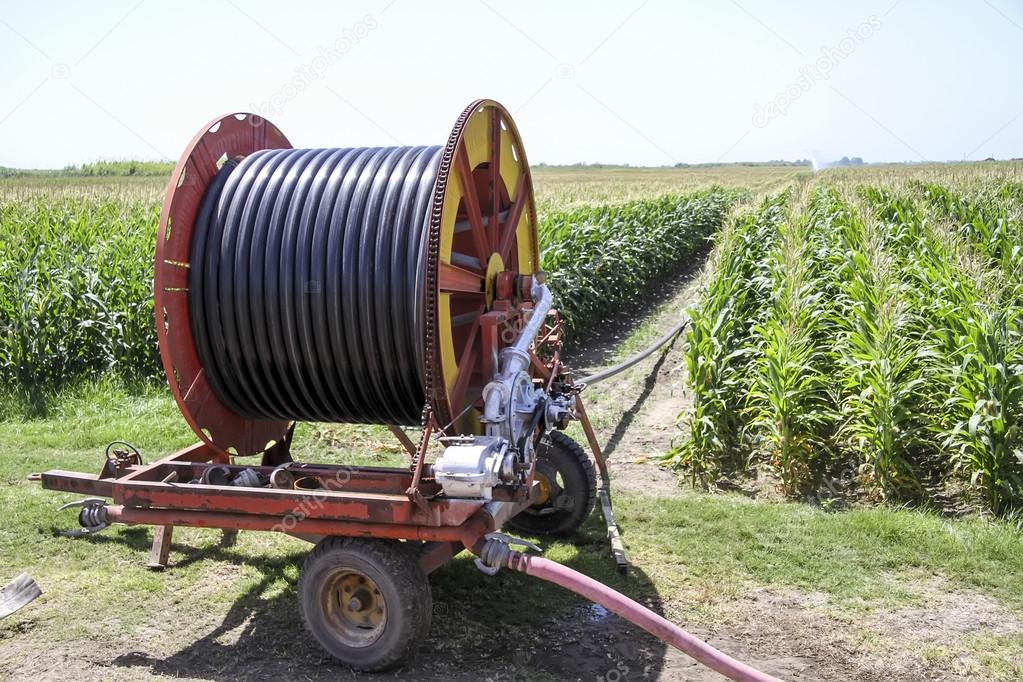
[0,186,735,415]
[671,179,1023,515]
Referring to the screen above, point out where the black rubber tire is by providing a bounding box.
[508,431,596,537]
[298,537,432,671]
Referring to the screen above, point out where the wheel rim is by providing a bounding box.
[322,568,387,647]
[525,460,567,517]
[155,113,293,457]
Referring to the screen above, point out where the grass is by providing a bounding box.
[622,491,1023,613]
[3,400,1023,677]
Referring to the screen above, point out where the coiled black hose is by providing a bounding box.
[189,145,443,424]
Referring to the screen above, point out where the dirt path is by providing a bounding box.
[565,265,705,497]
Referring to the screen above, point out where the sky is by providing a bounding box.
[1,0,1022,169]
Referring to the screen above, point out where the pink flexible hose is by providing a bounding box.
[506,552,781,682]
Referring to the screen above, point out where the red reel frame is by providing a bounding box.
[155,113,293,457]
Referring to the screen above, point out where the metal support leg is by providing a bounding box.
[146,524,174,570]
[261,422,296,467]
[388,425,417,458]
[575,397,629,574]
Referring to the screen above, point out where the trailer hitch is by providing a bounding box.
[56,497,110,537]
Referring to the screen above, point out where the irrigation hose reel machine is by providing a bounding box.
[38,100,778,680]
[38,99,607,665]
[157,99,577,502]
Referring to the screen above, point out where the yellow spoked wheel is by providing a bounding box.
[427,99,540,433]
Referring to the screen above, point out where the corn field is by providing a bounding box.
[541,189,734,337]
[0,178,735,414]
[670,165,1023,515]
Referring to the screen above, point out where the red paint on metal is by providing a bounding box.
[489,107,501,252]
[41,470,114,497]
[454,143,490,264]
[479,311,503,383]
[498,169,529,264]
[105,505,480,542]
[100,494,532,549]
[112,481,481,527]
[448,306,485,415]
[155,113,293,457]
[439,261,485,294]
[418,541,463,574]
[574,397,610,484]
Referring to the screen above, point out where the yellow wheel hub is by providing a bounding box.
[484,252,504,308]
[535,471,553,504]
[325,569,386,647]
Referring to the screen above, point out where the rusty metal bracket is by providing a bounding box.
[261,422,296,467]
[388,425,418,458]
[406,410,435,515]
[575,396,629,574]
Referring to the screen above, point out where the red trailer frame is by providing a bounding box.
[41,306,621,573]
[41,439,548,573]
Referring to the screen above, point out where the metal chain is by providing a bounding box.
[422,99,479,431]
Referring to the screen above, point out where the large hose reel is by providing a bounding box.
[155,100,543,457]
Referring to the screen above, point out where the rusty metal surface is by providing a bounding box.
[45,446,480,528]
[106,505,470,542]
[574,396,630,572]
[103,498,527,547]
[45,449,463,524]
[387,425,417,457]
[155,113,293,457]
[41,442,540,563]
[112,483,482,527]
[41,470,114,497]
[417,541,464,574]
[146,525,174,570]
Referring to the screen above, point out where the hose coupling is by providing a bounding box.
[473,531,543,576]
[57,497,110,536]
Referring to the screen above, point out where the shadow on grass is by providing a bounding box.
[601,332,681,460]
[82,516,670,681]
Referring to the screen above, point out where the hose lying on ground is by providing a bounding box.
[477,539,781,682]
[577,318,689,386]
